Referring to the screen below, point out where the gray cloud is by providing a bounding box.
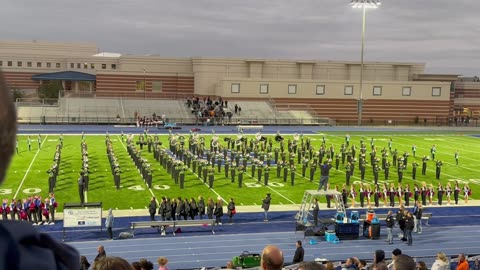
[1,0,479,75]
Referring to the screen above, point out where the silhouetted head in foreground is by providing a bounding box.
[0,72,17,183]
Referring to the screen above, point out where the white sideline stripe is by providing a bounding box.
[116,135,157,199]
[14,135,48,198]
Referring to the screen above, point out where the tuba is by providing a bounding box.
[211,135,219,148]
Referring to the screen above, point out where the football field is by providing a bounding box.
[4,131,480,212]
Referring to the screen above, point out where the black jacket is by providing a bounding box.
[385,214,395,228]
[293,246,304,263]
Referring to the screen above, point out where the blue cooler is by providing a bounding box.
[350,211,359,224]
[325,230,336,242]
[335,212,345,224]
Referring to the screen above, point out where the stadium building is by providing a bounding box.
[0,40,477,125]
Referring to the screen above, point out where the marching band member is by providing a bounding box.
[404,184,411,207]
[421,182,428,206]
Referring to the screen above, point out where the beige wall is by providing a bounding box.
[192,57,426,95]
[216,78,451,101]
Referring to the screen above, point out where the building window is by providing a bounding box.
[288,84,297,94]
[17,61,22,67]
[344,85,353,95]
[70,63,75,69]
[373,86,382,96]
[0,61,2,67]
[37,62,42,68]
[152,81,163,92]
[8,61,12,67]
[432,87,441,97]
[83,63,88,69]
[77,63,81,69]
[402,86,411,96]
[111,64,117,69]
[231,83,240,93]
[27,62,32,67]
[136,80,146,91]
[259,84,269,94]
[101,64,107,69]
[46,62,51,68]
[90,64,95,69]
[316,85,325,95]
[56,63,61,68]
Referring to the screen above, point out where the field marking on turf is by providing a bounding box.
[390,135,478,160]
[116,135,157,199]
[243,172,296,204]
[14,135,48,198]
[175,157,226,203]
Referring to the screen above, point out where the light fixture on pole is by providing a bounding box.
[350,0,381,126]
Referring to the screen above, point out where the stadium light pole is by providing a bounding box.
[350,0,381,126]
[142,67,146,100]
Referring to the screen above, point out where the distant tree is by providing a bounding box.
[38,81,62,99]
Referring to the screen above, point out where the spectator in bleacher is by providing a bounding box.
[92,256,132,270]
[326,262,334,270]
[393,255,415,270]
[405,212,414,246]
[0,72,80,270]
[374,250,387,270]
[261,245,284,270]
[94,245,106,263]
[342,258,359,270]
[139,258,154,270]
[157,257,169,270]
[431,252,449,270]
[80,256,91,270]
[456,254,469,270]
[387,249,402,270]
[416,261,428,270]
[293,240,304,264]
[132,262,141,270]
[358,260,367,270]
[298,262,326,270]
[385,210,395,245]
[473,259,480,270]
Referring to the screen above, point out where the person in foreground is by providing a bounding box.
[261,245,284,270]
[0,72,80,269]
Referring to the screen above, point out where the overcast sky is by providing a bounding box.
[1,0,479,76]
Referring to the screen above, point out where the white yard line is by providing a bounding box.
[14,135,48,198]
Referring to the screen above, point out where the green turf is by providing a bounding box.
[3,132,479,211]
